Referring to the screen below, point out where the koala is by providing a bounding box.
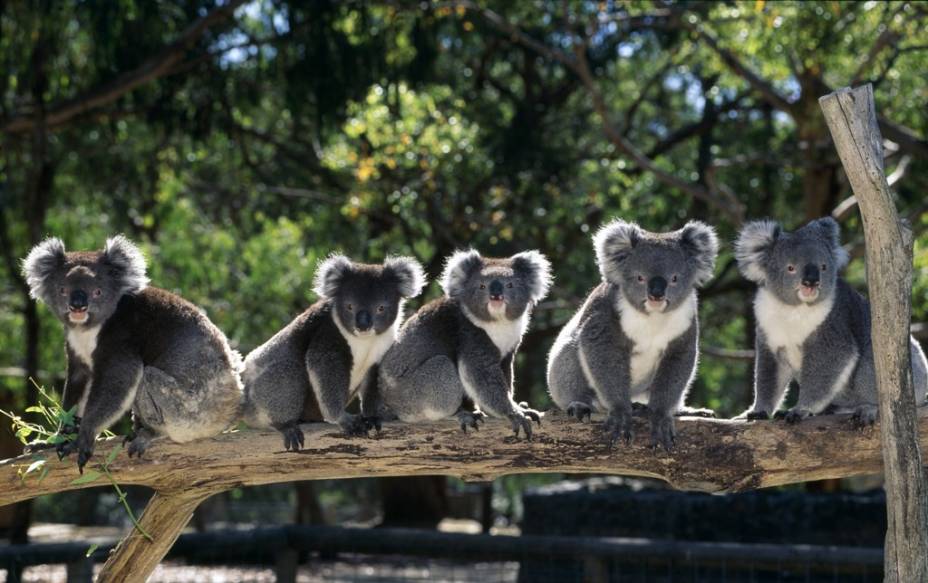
[547,219,719,451]
[242,254,425,450]
[735,217,928,425]
[22,236,244,472]
[379,249,552,439]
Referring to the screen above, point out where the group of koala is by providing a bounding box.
[22,215,928,471]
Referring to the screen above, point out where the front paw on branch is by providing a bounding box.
[337,413,380,437]
[603,409,633,446]
[649,414,676,453]
[508,405,543,440]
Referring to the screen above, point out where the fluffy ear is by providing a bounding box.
[593,219,641,283]
[22,237,67,301]
[679,221,719,287]
[313,254,353,298]
[735,220,780,283]
[440,249,483,298]
[810,216,849,269]
[383,256,426,298]
[511,250,553,302]
[103,235,149,294]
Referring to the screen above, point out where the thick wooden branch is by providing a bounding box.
[5,412,928,506]
[820,84,928,583]
[0,0,246,135]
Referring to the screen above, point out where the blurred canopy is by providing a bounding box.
[1,0,927,417]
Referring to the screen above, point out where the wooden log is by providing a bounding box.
[819,84,928,583]
[3,412,927,507]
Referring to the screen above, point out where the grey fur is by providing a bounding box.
[380,249,552,439]
[243,256,425,450]
[548,220,719,450]
[21,236,243,472]
[735,217,928,424]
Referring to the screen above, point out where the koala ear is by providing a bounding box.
[593,219,641,283]
[810,216,849,270]
[735,220,780,283]
[103,235,149,294]
[313,254,353,298]
[383,256,426,298]
[22,237,67,301]
[511,250,553,302]
[440,249,483,298]
[679,221,719,287]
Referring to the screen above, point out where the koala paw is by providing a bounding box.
[509,407,541,441]
[566,401,592,423]
[127,434,153,459]
[649,414,676,453]
[783,408,813,424]
[458,410,486,433]
[273,422,305,451]
[338,414,376,438]
[58,432,94,474]
[772,410,787,421]
[676,406,716,418]
[852,405,878,429]
[362,415,383,433]
[603,409,633,446]
[745,410,770,421]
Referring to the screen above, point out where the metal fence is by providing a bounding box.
[0,524,884,583]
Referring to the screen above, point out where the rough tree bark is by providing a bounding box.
[819,84,928,583]
[2,413,928,580]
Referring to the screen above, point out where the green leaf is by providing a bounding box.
[24,459,46,476]
[105,445,121,465]
[85,543,99,558]
[70,470,102,485]
[24,406,44,414]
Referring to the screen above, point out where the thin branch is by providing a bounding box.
[0,0,247,134]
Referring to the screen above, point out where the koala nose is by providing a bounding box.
[647,276,667,301]
[69,290,88,311]
[801,264,820,287]
[355,309,373,331]
[488,280,504,301]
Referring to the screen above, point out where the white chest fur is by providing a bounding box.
[463,307,528,357]
[754,288,834,372]
[617,293,696,391]
[333,314,398,393]
[67,325,102,370]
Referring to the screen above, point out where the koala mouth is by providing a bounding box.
[68,309,89,324]
[354,328,376,337]
[487,299,507,316]
[644,299,667,312]
[798,285,820,302]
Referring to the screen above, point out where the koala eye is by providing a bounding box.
[506,282,513,289]
[59,287,67,296]
[671,275,678,284]
[377,305,385,313]
[347,304,353,311]
[821,264,827,271]
[787,264,796,273]
[637,275,645,283]
[479,284,486,290]
[92,289,102,298]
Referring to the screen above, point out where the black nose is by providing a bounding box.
[355,310,372,331]
[801,264,820,287]
[69,290,88,311]
[489,280,504,300]
[647,276,667,300]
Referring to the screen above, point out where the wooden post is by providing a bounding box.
[96,489,217,582]
[819,84,928,582]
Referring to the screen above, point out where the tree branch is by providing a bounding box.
[0,0,247,134]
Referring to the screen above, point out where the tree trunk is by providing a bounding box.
[819,83,928,583]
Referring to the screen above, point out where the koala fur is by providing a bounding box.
[735,217,928,424]
[242,254,426,450]
[22,236,244,471]
[547,219,719,450]
[379,249,552,439]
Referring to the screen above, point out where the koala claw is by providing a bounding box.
[458,410,486,433]
[744,410,770,421]
[772,410,787,421]
[603,409,633,447]
[852,405,878,429]
[566,401,592,423]
[649,415,676,453]
[126,437,149,459]
[338,414,377,438]
[58,433,94,474]
[274,423,305,451]
[518,404,543,427]
[783,408,813,424]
